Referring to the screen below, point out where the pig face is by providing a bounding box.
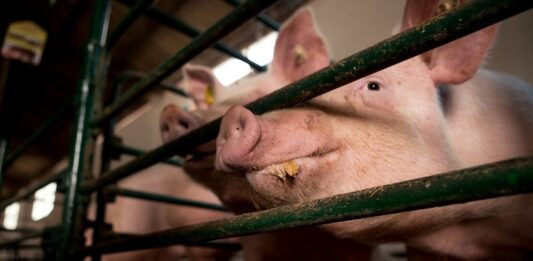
[215,0,505,238]
[159,8,330,213]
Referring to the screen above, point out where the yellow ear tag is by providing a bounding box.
[293,44,308,66]
[204,84,215,106]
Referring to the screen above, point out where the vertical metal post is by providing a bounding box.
[57,0,110,259]
[0,138,8,193]
[0,59,10,194]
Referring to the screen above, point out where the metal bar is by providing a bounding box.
[93,0,276,126]
[224,0,280,31]
[118,0,266,72]
[103,232,241,250]
[0,231,43,249]
[110,187,228,212]
[84,0,533,192]
[114,144,184,167]
[0,170,64,210]
[106,0,154,49]
[58,0,111,259]
[0,138,8,192]
[111,70,188,98]
[3,102,72,171]
[0,228,39,234]
[2,244,42,250]
[80,157,533,255]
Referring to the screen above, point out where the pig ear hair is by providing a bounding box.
[270,7,330,82]
[180,64,223,109]
[401,0,498,84]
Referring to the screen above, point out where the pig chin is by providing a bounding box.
[241,148,343,209]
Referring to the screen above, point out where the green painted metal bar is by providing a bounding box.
[80,157,533,255]
[58,0,111,259]
[111,70,188,98]
[2,102,72,171]
[103,232,241,250]
[106,0,154,49]
[110,187,228,212]
[92,0,276,126]
[114,144,184,167]
[0,228,40,234]
[2,244,42,250]
[0,231,44,249]
[224,0,280,31]
[0,170,64,210]
[118,0,266,72]
[0,138,8,192]
[84,0,533,193]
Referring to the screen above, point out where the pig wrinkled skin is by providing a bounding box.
[214,1,533,260]
[160,8,375,261]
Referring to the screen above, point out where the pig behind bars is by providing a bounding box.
[213,0,533,260]
[160,8,376,261]
[88,86,236,260]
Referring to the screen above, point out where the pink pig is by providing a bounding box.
[214,1,533,260]
[160,9,375,261]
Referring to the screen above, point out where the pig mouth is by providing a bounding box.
[244,147,339,181]
[183,140,217,162]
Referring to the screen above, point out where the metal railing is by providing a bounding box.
[0,0,531,260]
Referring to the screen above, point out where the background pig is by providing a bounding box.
[89,72,236,261]
[160,9,376,261]
[214,1,533,260]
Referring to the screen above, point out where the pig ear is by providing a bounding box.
[401,0,498,84]
[180,64,223,109]
[270,8,330,82]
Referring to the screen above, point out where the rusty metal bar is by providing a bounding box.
[79,157,533,255]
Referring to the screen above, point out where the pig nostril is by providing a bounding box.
[178,118,189,129]
[161,124,169,132]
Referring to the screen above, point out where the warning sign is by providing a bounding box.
[1,21,47,65]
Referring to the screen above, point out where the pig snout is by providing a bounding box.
[216,106,261,172]
[160,104,203,143]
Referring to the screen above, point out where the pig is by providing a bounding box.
[160,8,376,261]
[89,80,237,261]
[214,1,533,260]
[100,166,237,261]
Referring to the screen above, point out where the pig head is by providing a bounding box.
[215,0,533,260]
[160,8,374,260]
[160,8,331,213]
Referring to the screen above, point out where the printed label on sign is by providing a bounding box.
[1,21,47,65]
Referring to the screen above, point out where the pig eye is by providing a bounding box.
[161,124,169,132]
[367,81,381,91]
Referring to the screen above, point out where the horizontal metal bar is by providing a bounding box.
[0,228,40,234]
[79,157,533,255]
[102,232,241,250]
[111,71,188,98]
[224,0,280,31]
[107,0,154,49]
[0,231,43,248]
[0,244,42,250]
[0,170,65,210]
[114,144,184,167]
[118,0,266,72]
[84,0,532,192]
[110,187,228,212]
[3,102,72,170]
